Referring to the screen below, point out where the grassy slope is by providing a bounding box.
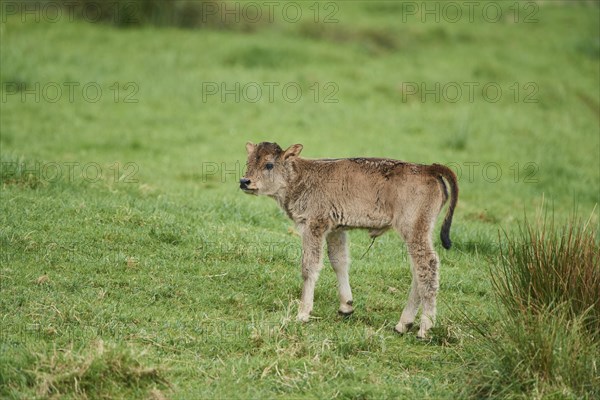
[1,2,598,398]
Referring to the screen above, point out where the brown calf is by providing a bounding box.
[240,142,458,338]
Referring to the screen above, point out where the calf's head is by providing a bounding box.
[240,141,303,196]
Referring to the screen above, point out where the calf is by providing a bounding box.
[240,142,458,338]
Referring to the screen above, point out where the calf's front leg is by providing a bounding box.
[297,224,326,322]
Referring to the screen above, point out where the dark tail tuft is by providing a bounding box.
[432,164,458,250]
[441,219,452,249]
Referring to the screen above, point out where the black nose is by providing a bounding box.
[239,178,251,189]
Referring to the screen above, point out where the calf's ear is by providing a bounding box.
[283,144,303,160]
[246,142,256,154]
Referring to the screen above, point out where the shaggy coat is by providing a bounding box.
[240,142,458,338]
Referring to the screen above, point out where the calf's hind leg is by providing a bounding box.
[401,239,439,339]
[395,263,420,334]
[326,230,354,315]
[394,215,440,339]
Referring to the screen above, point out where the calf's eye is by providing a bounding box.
[266,163,274,170]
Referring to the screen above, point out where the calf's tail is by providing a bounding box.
[430,164,459,250]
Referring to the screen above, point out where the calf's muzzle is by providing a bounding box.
[239,178,251,190]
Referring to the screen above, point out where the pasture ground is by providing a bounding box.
[1,2,598,398]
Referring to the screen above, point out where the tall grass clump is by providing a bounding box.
[495,212,600,335]
[464,211,600,399]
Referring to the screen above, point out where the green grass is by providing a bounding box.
[464,305,600,399]
[1,1,599,398]
[464,213,600,399]
[1,339,168,398]
[496,211,600,335]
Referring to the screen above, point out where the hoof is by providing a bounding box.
[394,322,413,334]
[297,313,310,323]
[338,301,354,316]
[338,309,354,317]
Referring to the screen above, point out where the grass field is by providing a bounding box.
[1,1,599,398]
